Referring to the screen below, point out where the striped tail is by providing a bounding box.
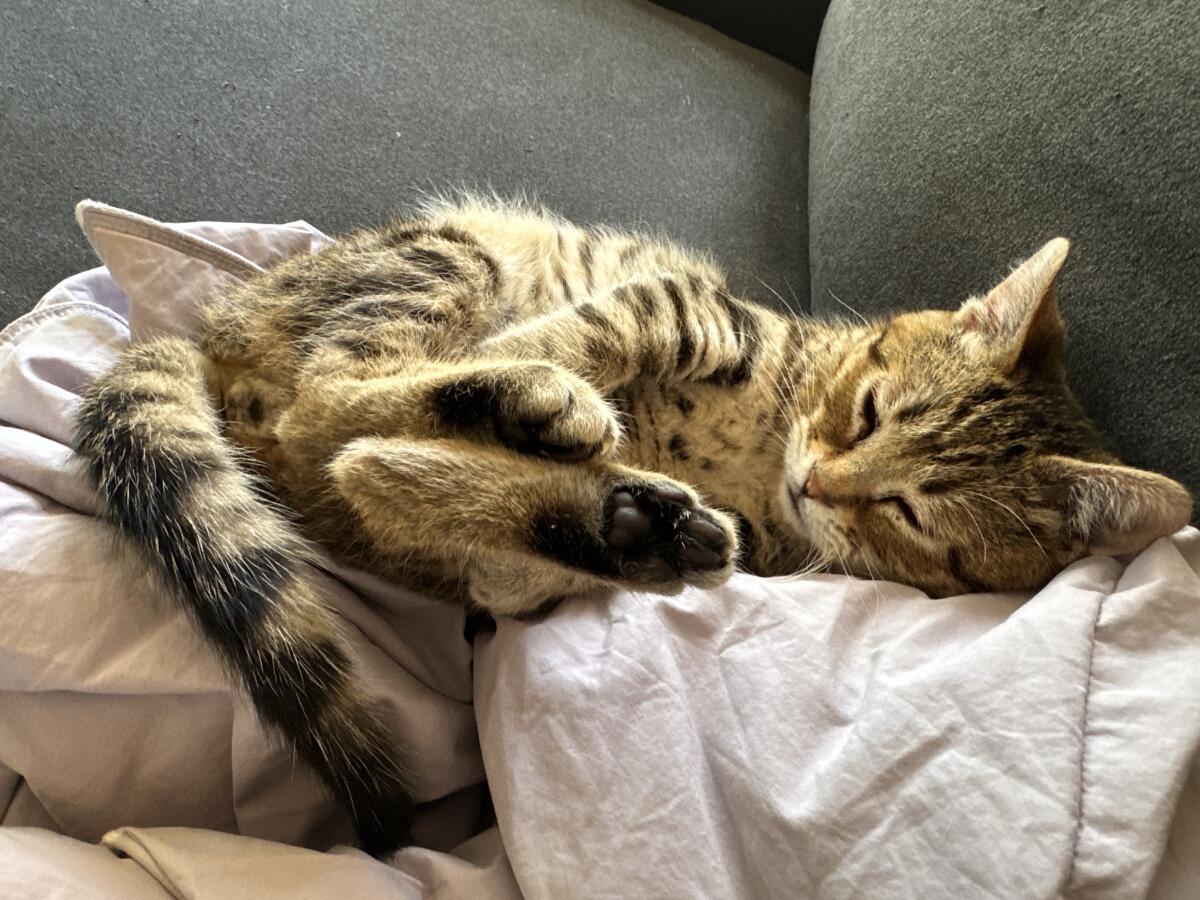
[74,337,412,855]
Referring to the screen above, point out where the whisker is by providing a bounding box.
[757,277,801,319]
[959,488,1051,565]
[843,530,884,621]
[826,288,868,327]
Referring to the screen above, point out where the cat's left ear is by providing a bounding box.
[1039,454,1193,555]
[955,237,1070,375]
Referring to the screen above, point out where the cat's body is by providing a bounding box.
[198,197,818,597]
[75,196,1191,855]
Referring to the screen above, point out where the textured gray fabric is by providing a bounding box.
[0,0,810,327]
[810,0,1200,503]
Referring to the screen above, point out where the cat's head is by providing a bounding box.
[780,238,1192,596]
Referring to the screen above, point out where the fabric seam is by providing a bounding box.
[0,300,129,361]
[1062,592,1105,896]
[79,205,264,279]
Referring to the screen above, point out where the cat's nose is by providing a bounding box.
[802,469,831,507]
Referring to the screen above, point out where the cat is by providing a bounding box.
[74,195,1192,854]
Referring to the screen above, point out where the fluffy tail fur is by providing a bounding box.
[74,337,411,855]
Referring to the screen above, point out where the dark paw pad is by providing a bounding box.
[677,513,732,571]
[603,483,733,584]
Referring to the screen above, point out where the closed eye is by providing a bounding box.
[881,496,921,530]
[855,388,878,444]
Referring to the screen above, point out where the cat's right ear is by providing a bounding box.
[1039,455,1193,555]
[955,237,1070,375]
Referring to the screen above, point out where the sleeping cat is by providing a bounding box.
[74,196,1192,855]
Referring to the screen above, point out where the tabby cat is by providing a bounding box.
[75,196,1192,854]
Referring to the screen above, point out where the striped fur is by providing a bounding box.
[75,339,411,854]
[75,198,1192,853]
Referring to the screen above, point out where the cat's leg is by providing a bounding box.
[477,272,784,392]
[328,437,738,615]
[276,360,622,471]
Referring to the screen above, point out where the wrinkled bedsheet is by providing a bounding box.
[1,204,1198,899]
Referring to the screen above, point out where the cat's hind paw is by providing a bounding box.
[604,482,737,588]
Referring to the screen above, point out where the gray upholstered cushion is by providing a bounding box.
[809,0,1200,503]
[0,0,810,327]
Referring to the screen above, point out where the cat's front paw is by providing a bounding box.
[490,365,620,462]
[604,482,737,588]
[436,363,619,462]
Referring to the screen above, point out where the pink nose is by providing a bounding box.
[802,469,831,506]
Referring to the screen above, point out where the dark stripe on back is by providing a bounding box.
[435,225,503,292]
[337,270,432,297]
[380,224,431,247]
[557,271,574,304]
[578,232,595,293]
[631,283,658,318]
[403,245,463,281]
[331,333,383,358]
[619,243,642,266]
[331,296,447,325]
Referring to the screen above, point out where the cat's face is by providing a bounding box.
[779,239,1192,597]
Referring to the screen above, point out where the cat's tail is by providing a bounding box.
[74,336,412,856]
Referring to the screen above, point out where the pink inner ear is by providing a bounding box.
[1050,456,1194,555]
[958,296,1003,338]
[955,289,1035,360]
[955,238,1071,358]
